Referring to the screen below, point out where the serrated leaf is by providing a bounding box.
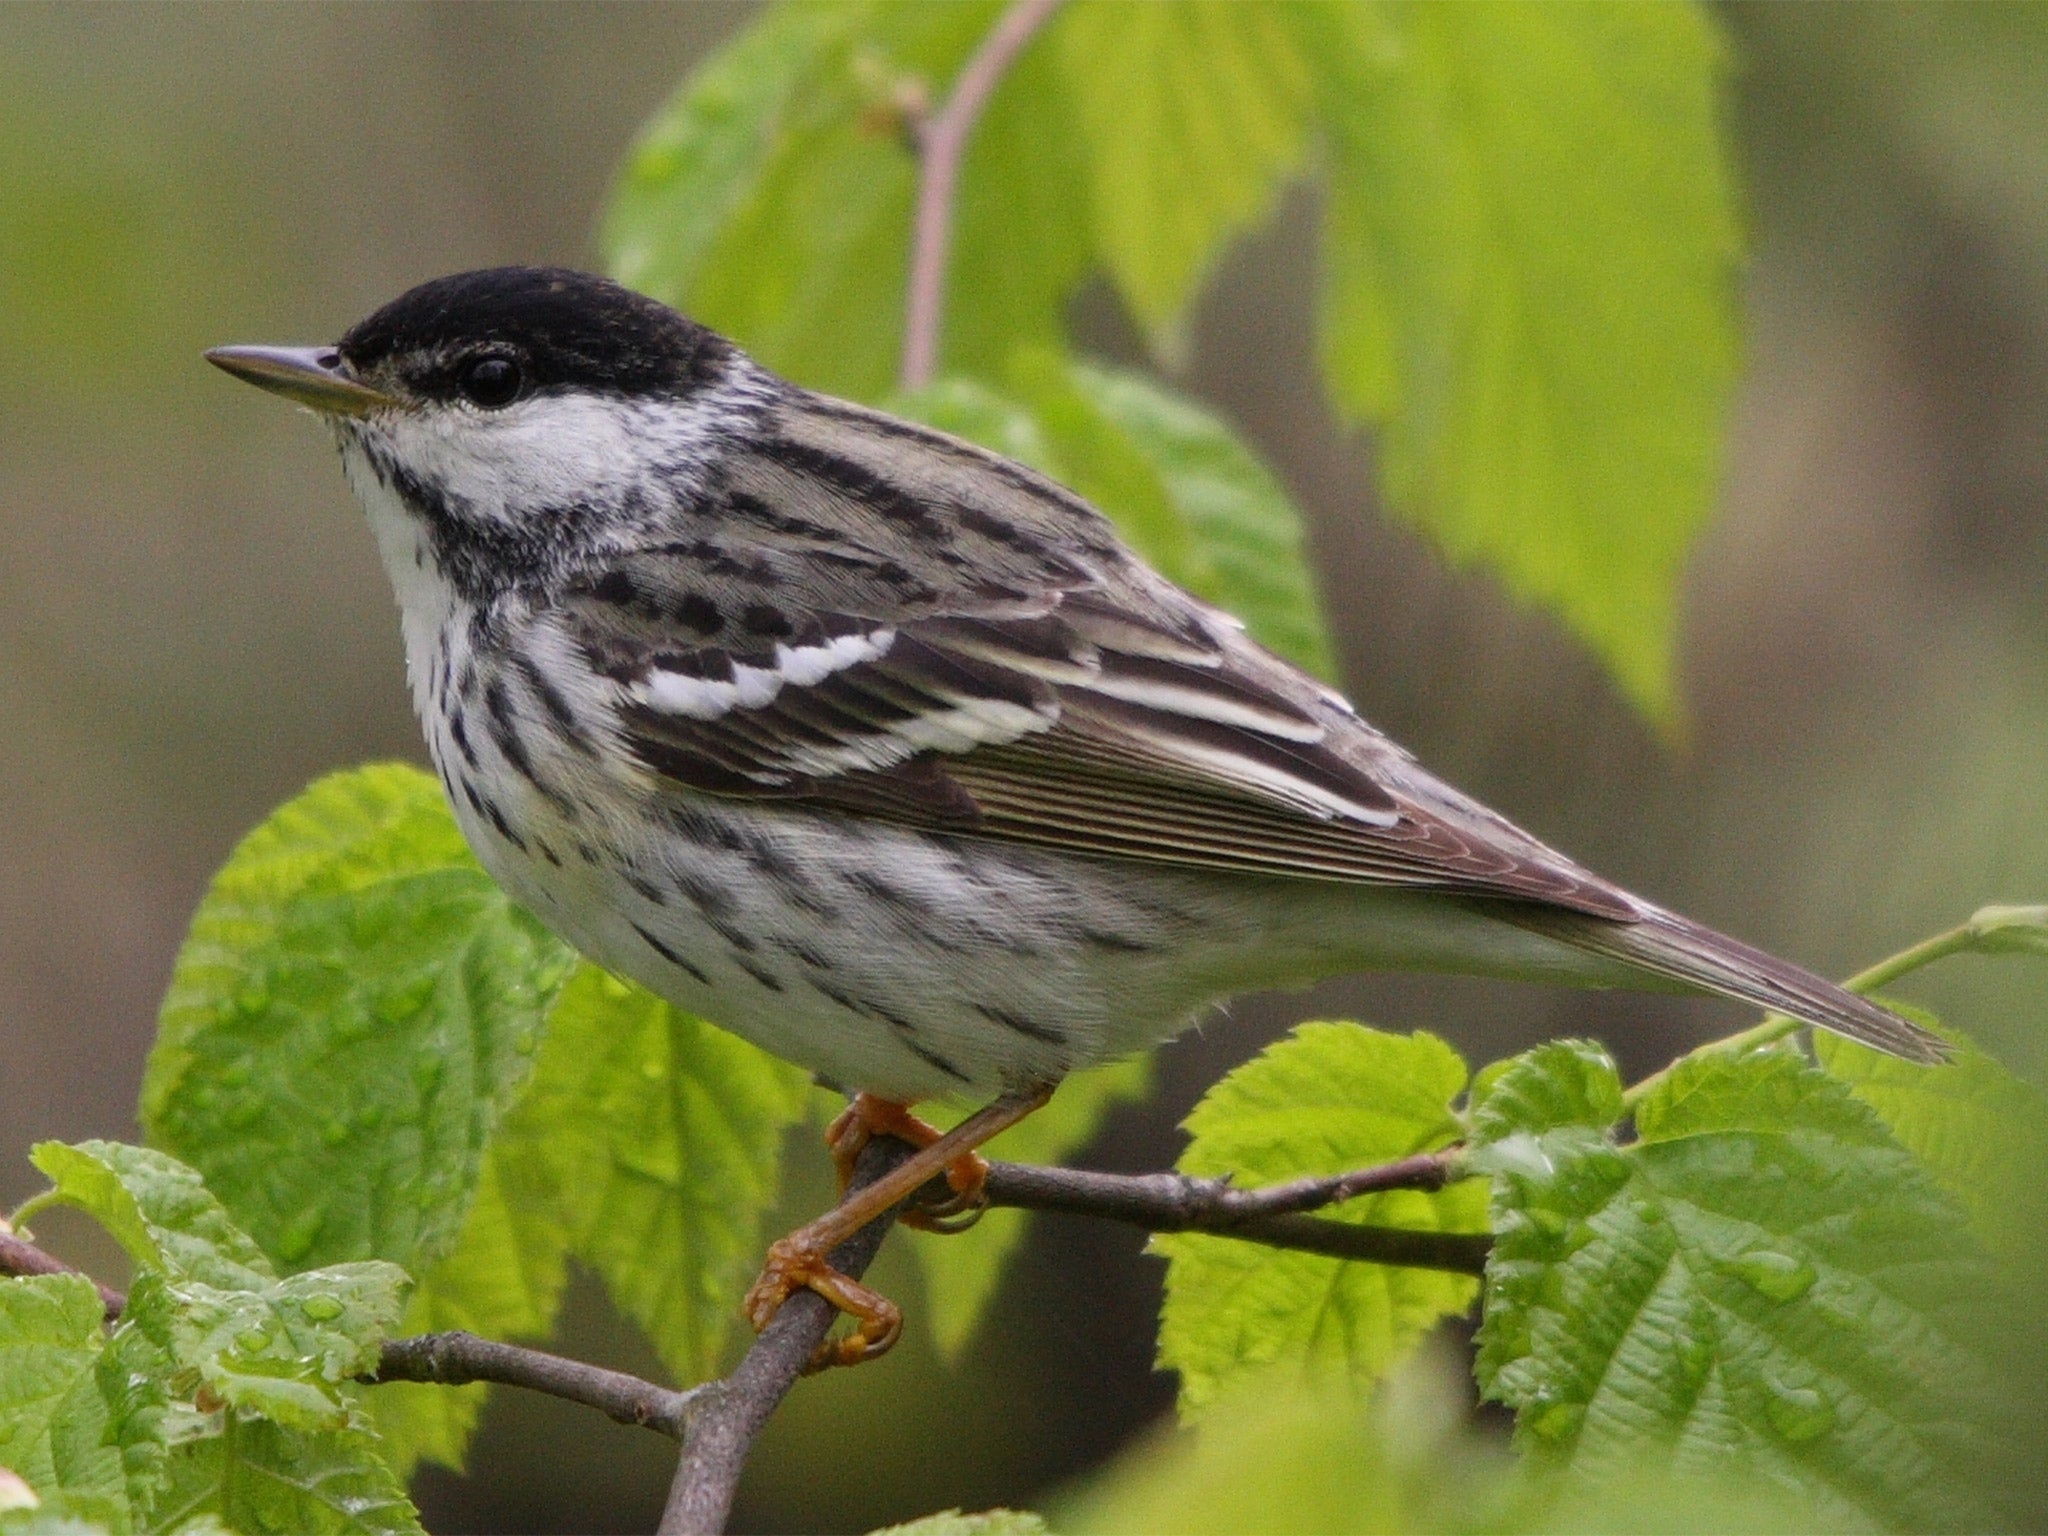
[1155,1024,1488,1416]
[868,1512,1046,1536]
[609,1,1086,400]
[143,764,574,1274]
[540,966,811,1383]
[1056,0,1313,346]
[1469,1039,1625,1141]
[1815,1017,2048,1266]
[1058,1376,1413,1536]
[363,956,614,1474]
[1309,2,1740,723]
[0,1277,126,1524]
[1474,1043,2002,1531]
[25,1145,271,1294]
[145,1416,419,1536]
[909,1057,1151,1361]
[145,1266,406,1433]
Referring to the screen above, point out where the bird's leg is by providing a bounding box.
[746,1084,1054,1370]
[824,1093,992,1231]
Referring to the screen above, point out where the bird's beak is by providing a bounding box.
[204,345,396,417]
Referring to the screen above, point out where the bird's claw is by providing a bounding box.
[743,1234,904,1372]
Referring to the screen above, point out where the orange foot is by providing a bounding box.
[826,1093,991,1232]
[743,1235,903,1372]
[745,1084,1054,1369]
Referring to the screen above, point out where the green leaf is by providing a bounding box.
[909,1056,1151,1360]
[1155,1024,1488,1416]
[609,2,1087,401]
[26,1142,407,1438]
[604,3,863,320]
[1474,1042,2003,1531]
[146,1416,419,1536]
[363,955,617,1474]
[143,764,574,1273]
[1815,1014,2048,1265]
[1309,2,1740,723]
[137,1265,406,1434]
[25,1144,272,1293]
[868,1512,1046,1536]
[1055,0,1313,347]
[0,1277,127,1522]
[896,359,1336,678]
[541,966,811,1383]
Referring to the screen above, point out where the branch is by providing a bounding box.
[658,1133,918,1536]
[0,1230,126,1320]
[0,1226,705,1437]
[372,1331,703,1438]
[899,0,1065,390]
[982,1152,1492,1276]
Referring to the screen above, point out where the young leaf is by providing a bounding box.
[604,3,864,320]
[1155,1024,1488,1415]
[136,1266,407,1434]
[868,1513,1046,1536]
[1308,2,1739,723]
[143,764,575,1274]
[609,1,1087,400]
[907,1056,1152,1361]
[146,1416,420,1536]
[539,966,811,1383]
[363,956,619,1474]
[1815,1015,2048,1265]
[1474,1042,2002,1531]
[1054,0,1313,348]
[25,1143,272,1293]
[0,1277,127,1521]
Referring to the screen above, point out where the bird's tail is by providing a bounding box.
[1496,903,1948,1064]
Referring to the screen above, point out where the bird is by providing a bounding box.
[207,265,1943,1367]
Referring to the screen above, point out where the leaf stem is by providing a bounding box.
[900,0,1065,391]
[1619,918,1983,1112]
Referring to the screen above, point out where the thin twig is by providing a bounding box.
[982,1155,1491,1276]
[658,1134,919,1536]
[372,1331,704,1438]
[899,0,1065,390]
[0,1230,127,1320]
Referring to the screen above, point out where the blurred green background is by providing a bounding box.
[3,4,2046,1531]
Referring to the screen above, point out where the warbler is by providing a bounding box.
[209,266,1941,1364]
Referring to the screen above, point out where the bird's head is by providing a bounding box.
[207,267,755,594]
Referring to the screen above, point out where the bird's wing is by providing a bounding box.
[550,393,1639,921]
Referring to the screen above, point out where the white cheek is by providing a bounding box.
[375,365,772,526]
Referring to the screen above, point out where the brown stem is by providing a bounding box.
[372,1332,704,1438]
[0,1230,126,1320]
[899,0,1065,390]
[981,1152,1490,1276]
[657,1134,918,1536]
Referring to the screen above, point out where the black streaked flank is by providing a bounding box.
[630,921,709,985]
[510,652,597,760]
[973,1003,1064,1045]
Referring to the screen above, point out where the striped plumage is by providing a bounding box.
[214,267,1943,1105]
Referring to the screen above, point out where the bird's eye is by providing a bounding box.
[460,356,522,409]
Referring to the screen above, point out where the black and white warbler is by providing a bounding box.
[209,266,1942,1364]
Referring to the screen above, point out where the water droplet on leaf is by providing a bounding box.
[234,1328,271,1354]
[1764,1377,1837,1442]
[299,1294,343,1322]
[1726,1250,1816,1302]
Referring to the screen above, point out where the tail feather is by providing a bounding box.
[1499,904,1949,1065]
